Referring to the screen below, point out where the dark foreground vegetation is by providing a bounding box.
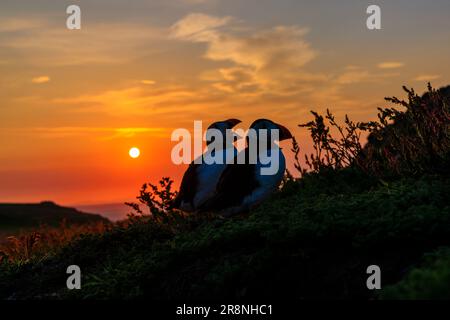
[0,84,449,300]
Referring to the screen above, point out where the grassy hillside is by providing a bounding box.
[0,171,449,300]
[0,85,449,300]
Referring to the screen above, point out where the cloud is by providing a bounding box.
[51,85,215,117]
[0,127,167,140]
[0,18,164,66]
[335,70,370,85]
[170,13,232,42]
[170,13,389,109]
[171,13,316,94]
[377,62,404,69]
[210,26,314,72]
[209,67,260,94]
[333,66,400,85]
[31,76,50,84]
[414,74,441,81]
[172,15,315,71]
[141,80,156,85]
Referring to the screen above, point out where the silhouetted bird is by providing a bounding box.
[199,119,293,217]
[172,119,242,212]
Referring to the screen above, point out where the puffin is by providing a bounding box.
[172,118,242,212]
[198,119,293,217]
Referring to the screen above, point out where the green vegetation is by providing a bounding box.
[381,247,450,300]
[0,85,449,300]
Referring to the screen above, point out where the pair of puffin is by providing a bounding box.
[172,119,293,217]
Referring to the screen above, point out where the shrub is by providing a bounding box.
[125,177,178,223]
[0,221,109,263]
[295,84,450,178]
[298,110,376,173]
[359,84,450,177]
[125,177,218,234]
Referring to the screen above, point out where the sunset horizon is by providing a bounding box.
[2,1,450,207]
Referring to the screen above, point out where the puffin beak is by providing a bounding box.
[233,130,243,141]
[276,123,293,141]
[225,118,242,128]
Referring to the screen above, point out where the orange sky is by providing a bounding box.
[1,0,450,205]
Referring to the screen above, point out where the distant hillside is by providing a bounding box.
[0,201,110,237]
[75,203,130,222]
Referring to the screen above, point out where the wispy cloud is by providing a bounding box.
[378,62,404,69]
[0,18,165,66]
[0,127,168,139]
[332,65,400,86]
[171,13,317,94]
[141,80,156,85]
[335,70,370,85]
[170,13,232,42]
[172,14,315,71]
[414,74,441,81]
[50,85,214,118]
[31,76,50,84]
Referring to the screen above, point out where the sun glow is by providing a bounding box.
[129,147,140,159]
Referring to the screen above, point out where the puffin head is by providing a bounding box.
[249,119,293,141]
[208,119,241,134]
[206,118,242,148]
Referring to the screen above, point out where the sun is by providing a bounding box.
[129,147,140,159]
